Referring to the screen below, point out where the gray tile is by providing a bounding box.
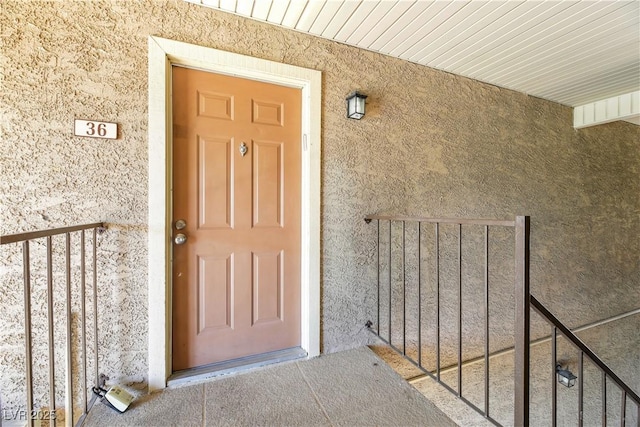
[204,362,330,426]
[337,390,457,427]
[84,384,204,427]
[298,347,454,425]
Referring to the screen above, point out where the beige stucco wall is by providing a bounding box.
[1,0,638,413]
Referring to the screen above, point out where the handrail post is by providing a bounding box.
[65,233,74,427]
[23,241,34,427]
[514,215,530,426]
[46,236,57,427]
[93,227,100,388]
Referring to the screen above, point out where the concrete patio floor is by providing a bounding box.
[82,312,638,426]
[83,346,456,427]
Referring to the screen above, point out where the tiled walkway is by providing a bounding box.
[84,347,456,427]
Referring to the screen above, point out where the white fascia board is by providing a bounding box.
[574,91,640,128]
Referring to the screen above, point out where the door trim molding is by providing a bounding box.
[147,36,321,390]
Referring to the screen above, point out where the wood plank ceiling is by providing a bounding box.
[188,0,640,123]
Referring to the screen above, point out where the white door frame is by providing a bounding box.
[147,36,321,390]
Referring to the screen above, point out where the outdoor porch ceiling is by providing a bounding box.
[187,0,640,127]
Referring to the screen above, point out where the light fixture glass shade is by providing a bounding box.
[346,92,367,119]
[556,366,577,388]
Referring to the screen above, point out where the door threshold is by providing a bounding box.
[167,347,307,387]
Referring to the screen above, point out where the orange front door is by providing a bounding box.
[171,66,302,371]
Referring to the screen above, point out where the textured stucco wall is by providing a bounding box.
[1,0,638,412]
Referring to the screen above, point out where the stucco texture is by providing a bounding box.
[1,0,638,414]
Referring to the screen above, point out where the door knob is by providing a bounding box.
[174,233,187,245]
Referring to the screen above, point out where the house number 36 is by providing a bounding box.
[74,119,118,140]
[87,122,107,136]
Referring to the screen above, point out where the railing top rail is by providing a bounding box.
[0,222,105,245]
[530,296,640,404]
[364,215,516,227]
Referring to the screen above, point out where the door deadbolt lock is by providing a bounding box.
[174,233,187,245]
[175,219,186,230]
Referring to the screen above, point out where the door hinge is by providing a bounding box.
[303,134,308,151]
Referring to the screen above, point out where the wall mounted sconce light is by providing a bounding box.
[346,91,367,119]
[556,364,577,388]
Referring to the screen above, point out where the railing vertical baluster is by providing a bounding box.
[621,390,626,427]
[514,216,531,427]
[402,221,406,355]
[93,228,99,388]
[65,233,74,427]
[579,351,584,427]
[417,222,422,368]
[23,240,34,427]
[388,220,392,346]
[377,220,380,335]
[484,225,489,417]
[80,231,87,415]
[435,222,440,381]
[457,223,462,397]
[46,236,57,427]
[552,326,557,427]
[0,222,105,426]
[602,372,607,427]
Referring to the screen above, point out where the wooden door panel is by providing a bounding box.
[197,254,233,333]
[172,66,301,370]
[252,140,283,228]
[252,251,283,325]
[252,99,283,126]
[198,91,234,120]
[198,136,233,229]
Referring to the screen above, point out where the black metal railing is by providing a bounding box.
[531,297,640,426]
[365,214,638,426]
[1,223,105,427]
[365,214,520,425]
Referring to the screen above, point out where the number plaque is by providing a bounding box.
[74,119,118,139]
